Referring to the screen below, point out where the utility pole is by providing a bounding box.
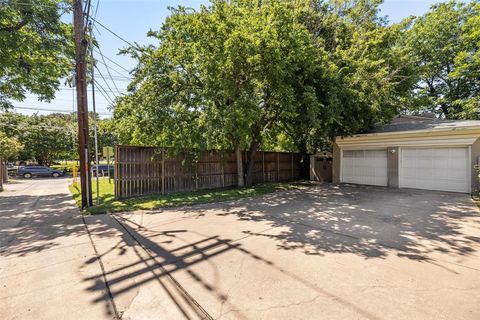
[74,0,92,208]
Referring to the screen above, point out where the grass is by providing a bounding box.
[69,178,303,215]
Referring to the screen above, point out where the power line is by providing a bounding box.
[12,106,112,115]
[15,100,111,108]
[86,14,136,48]
[92,47,132,74]
[93,0,100,20]
[95,59,131,79]
[93,79,115,105]
[94,42,123,95]
[93,67,117,101]
[57,87,128,93]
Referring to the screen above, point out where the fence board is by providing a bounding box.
[114,146,302,200]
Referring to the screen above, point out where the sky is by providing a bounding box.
[13,0,444,118]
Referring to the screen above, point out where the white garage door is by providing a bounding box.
[342,150,388,186]
[400,147,469,193]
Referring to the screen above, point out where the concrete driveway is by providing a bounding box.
[83,184,480,320]
[0,178,114,320]
[1,179,479,319]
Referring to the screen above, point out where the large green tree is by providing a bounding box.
[116,0,330,185]
[115,0,416,185]
[405,0,480,119]
[0,0,73,109]
[278,0,415,159]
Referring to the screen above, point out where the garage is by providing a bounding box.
[342,149,387,186]
[400,147,469,193]
[332,115,480,194]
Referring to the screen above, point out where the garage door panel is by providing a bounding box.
[400,147,469,193]
[342,149,387,187]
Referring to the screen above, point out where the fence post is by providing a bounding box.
[161,148,165,195]
[277,152,280,181]
[195,165,199,191]
[221,155,225,188]
[114,146,117,199]
[291,152,294,179]
[262,151,265,182]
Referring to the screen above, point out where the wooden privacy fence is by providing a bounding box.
[115,145,302,199]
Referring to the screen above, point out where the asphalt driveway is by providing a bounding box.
[83,184,480,320]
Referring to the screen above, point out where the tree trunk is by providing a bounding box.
[244,139,259,187]
[235,144,244,187]
[0,159,3,192]
[298,143,309,180]
[2,161,8,184]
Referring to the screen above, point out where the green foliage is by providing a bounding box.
[0,130,22,160]
[115,0,415,162]
[278,0,416,153]
[0,111,118,164]
[405,0,480,119]
[0,0,73,109]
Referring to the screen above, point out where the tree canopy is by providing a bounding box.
[114,0,415,184]
[405,0,480,119]
[0,130,22,160]
[0,0,73,109]
[0,111,117,165]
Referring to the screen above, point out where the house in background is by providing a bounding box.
[333,115,480,194]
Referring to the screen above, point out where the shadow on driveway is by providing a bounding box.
[80,184,480,319]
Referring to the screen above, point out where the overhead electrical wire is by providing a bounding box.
[95,59,131,80]
[12,106,112,116]
[93,79,115,105]
[86,14,136,48]
[92,47,132,74]
[57,87,128,93]
[93,41,123,95]
[93,66,118,100]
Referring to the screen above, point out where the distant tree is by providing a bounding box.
[0,130,23,160]
[0,130,22,190]
[0,0,73,109]
[17,114,74,165]
[405,0,480,119]
[88,116,119,160]
[0,112,75,165]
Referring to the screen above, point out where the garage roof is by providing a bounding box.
[336,115,480,149]
[370,115,480,133]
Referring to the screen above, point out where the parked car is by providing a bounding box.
[18,166,65,179]
[92,164,114,177]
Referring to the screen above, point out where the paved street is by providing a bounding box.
[1,179,480,319]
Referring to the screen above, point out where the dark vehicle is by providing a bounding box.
[18,166,65,179]
[92,165,114,177]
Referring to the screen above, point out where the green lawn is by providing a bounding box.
[69,178,303,215]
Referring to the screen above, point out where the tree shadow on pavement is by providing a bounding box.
[82,210,386,320]
[0,192,113,257]
[208,184,480,261]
